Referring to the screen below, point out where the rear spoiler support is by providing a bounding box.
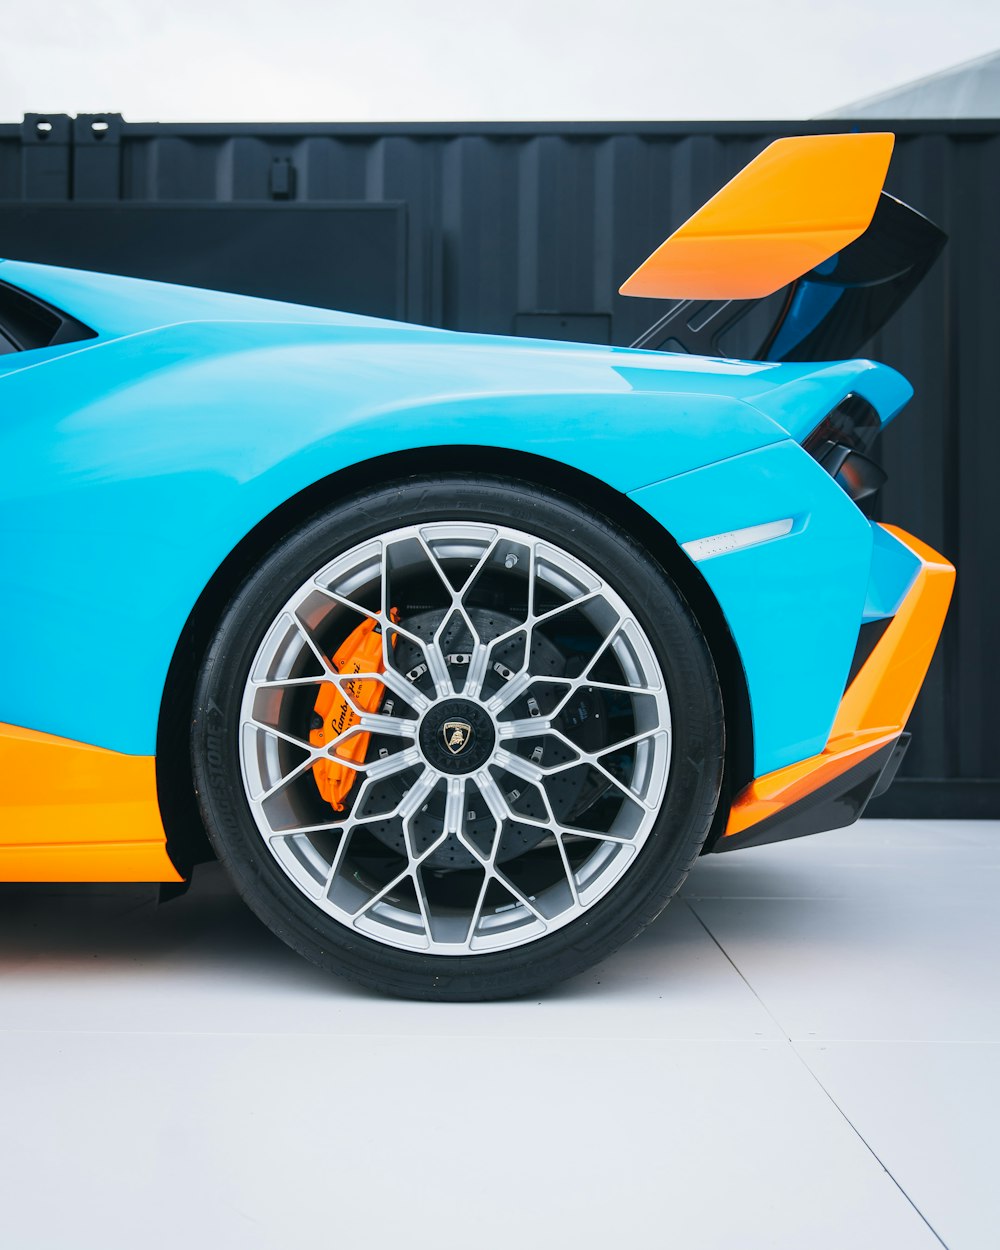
[628,193,946,364]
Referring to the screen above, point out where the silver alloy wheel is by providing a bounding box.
[238,522,672,955]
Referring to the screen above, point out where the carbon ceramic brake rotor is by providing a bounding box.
[353,607,606,870]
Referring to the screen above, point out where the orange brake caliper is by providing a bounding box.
[310,611,398,813]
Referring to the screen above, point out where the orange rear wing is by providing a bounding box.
[619,133,895,302]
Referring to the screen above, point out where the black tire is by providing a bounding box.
[191,475,724,1000]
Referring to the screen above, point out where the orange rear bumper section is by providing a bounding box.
[724,525,955,842]
[0,723,181,882]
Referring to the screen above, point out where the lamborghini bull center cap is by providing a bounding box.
[419,699,496,774]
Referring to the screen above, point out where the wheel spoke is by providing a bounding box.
[351,712,417,739]
[328,744,424,780]
[485,593,620,713]
[359,794,453,920]
[553,832,581,908]
[256,751,322,802]
[498,726,663,777]
[398,767,439,825]
[383,536,453,700]
[311,580,439,676]
[289,610,335,675]
[246,718,314,752]
[416,530,504,702]
[471,767,509,825]
[488,869,548,924]
[252,675,331,690]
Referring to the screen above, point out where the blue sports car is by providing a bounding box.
[0,133,954,998]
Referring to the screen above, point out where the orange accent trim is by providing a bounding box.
[619,133,894,301]
[830,525,955,740]
[723,731,895,838]
[724,525,954,839]
[0,723,181,882]
[0,842,182,883]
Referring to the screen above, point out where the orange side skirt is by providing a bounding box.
[724,525,955,839]
[0,723,182,882]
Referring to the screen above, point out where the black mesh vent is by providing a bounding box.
[803,393,882,459]
[845,618,891,692]
[804,393,886,508]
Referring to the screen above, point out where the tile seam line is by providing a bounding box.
[685,899,951,1250]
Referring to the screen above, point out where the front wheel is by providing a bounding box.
[192,475,724,1000]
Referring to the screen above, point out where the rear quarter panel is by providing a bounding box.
[1,321,791,756]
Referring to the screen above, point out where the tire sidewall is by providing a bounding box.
[192,475,724,999]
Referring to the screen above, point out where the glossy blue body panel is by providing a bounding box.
[631,445,875,773]
[0,261,916,777]
[863,524,922,622]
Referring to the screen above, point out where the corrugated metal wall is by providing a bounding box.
[1,115,996,814]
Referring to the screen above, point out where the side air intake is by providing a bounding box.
[0,280,98,356]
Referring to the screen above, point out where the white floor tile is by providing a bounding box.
[683,819,1000,902]
[0,865,785,1040]
[686,823,1000,1043]
[801,1041,1000,1250]
[0,1031,941,1250]
[0,882,782,1041]
[691,892,1000,1042]
[2,819,997,1246]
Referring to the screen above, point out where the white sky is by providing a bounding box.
[1,0,998,123]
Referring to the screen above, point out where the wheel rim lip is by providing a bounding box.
[237,519,673,957]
